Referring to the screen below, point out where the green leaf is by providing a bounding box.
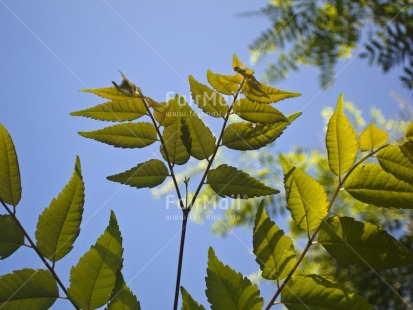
[400,141,413,164]
[160,102,190,165]
[280,156,328,231]
[82,87,133,100]
[207,70,243,95]
[206,247,264,310]
[206,164,278,198]
[377,145,413,185]
[345,163,413,209]
[0,123,21,207]
[0,269,59,310]
[319,216,413,270]
[181,98,216,160]
[70,99,147,122]
[326,94,358,176]
[222,112,301,151]
[69,211,123,310]
[107,159,169,189]
[405,122,413,141]
[79,123,157,148]
[253,202,296,280]
[189,75,229,117]
[232,54,254,75]
[107,270,141,310]
[181,287,205,310]
[153,97,178,127]
[358,123,389,151]
[35,156,85,263]
[281,274,373,310]
[241,82,301,104]
[0,215,24,259]
[233,98,288,124]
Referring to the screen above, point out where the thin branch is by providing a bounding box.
[0,199,80,310]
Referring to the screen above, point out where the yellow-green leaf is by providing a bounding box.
[79,123,157,148]
[233,98,288,124]
[206,164,278,198]
[358,123,389,151]
[35,156,85,263]
[326,94,358,176]
[107,270,141,310]
[232,54,254,75]
[405,122,413,141]
[82,87,132,101]
[345,163,413,209]
[153,97,178,127]
[181,98,216,160]
[0,269,59,310]
[189,75,229,118]
[222,112,301,151]
[241,82,301,104]
[107,159,169,189]
[281,156,328,231]
[0,123,21,207]
[207,70,243,95]
[400,141,413,164]
[206,247,264,310]
[181,287,205,310]
[0,215,24,259]
[281,274,373,310]
[70,99,147,122]
[377,145,413,185]
[69,211,123,310]
[253,201,296,280]
[319,216,413,270]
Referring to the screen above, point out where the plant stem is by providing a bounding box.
[264,146,386,309]
[0,199,80,310]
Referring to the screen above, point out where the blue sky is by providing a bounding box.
[1,1,411,309]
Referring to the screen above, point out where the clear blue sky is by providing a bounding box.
[0,1,411,309]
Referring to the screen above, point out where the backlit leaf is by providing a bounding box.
[82,87,132,101]
[405,122,413,141]
[107,159,169,189]
[79,123,157,148]
[326,94,358,176]
[153,97,178,127]
[232,54,254,75]
[181,287,205,310]
[35,156,85,263]
[233,98,288,124]
[222,112,301,151]
[189,75,229,117]
[400,141,413,164]
[281,156,328,231]
[106,270,141,310]
[345,163,413,209]
[0,123,21,207]
[377,145,413,185]
[206,164,278,198]
[281,274,373,310]
[181,98,216,160]
[319,216,413,270]
[0,215,24,259]
[241,82,301,104]
[69,211,123,310]
[358,123,389,151]
[70,99,146,122]
[0,269,59,310]
[206,247,264,310]
[253,202,296,280]
[207,70,243,95]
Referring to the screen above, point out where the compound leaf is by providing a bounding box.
[222,112,300,151]
[0,215,24,259]
[189,75,228,117]
[319,216,413,270]
[377,145,413,185]
[0,123,21,207]
[0,269,59,310]
[79,123,157,149]
[281,156,328,231]
[326,94,358,176]
[233,98,288,124]
[35,156,85,263]
[206,247,264,310]
[206,164,278,198]
[69,211,123,310]
[358,123,389,151]
[253,202,296,280]
[107,159,169,189]
[281,274,373,310]
[345,163,413,209]
[70,99,146,122]
[207,70,243,95]
[181,287,205,310]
